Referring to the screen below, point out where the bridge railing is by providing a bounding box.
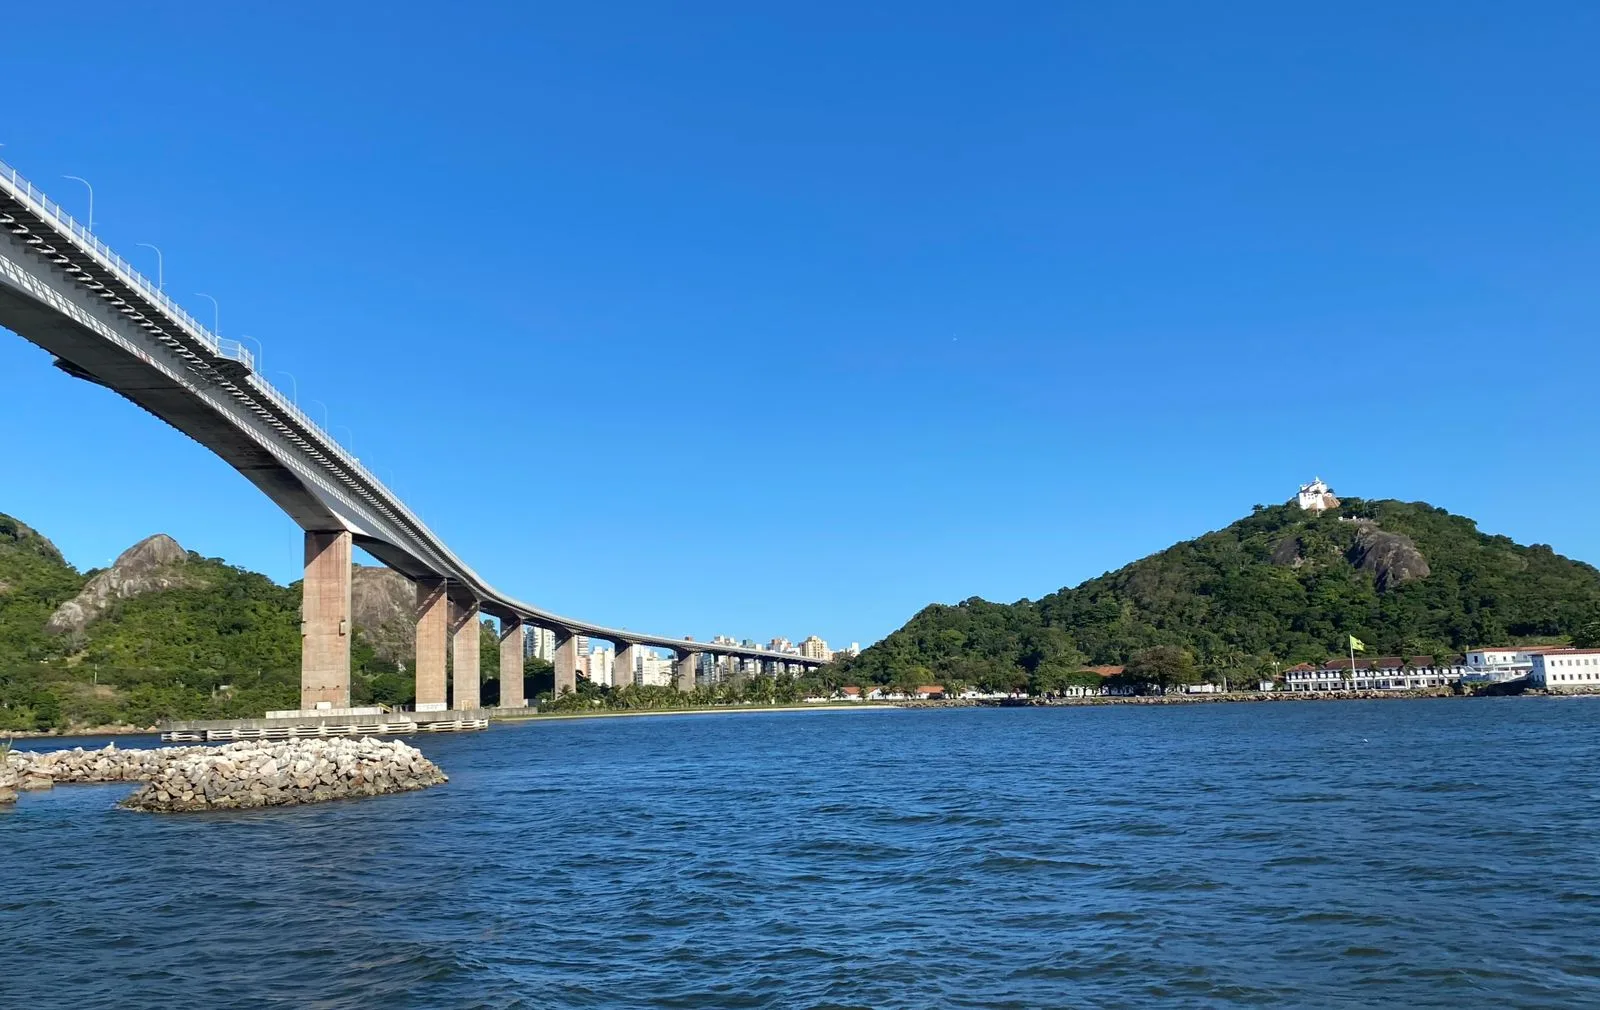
[0,157,254,373]
[0,159,413,509]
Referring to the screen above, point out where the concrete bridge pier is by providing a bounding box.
[674,651,700,692]
[300,530,353,710]
[615,643,639,690]
[499,619,525,708]
[451,599,481,710]
[415,577,449,711]
[553,628,579,696]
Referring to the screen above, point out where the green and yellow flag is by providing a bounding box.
[1348,635,1367,653]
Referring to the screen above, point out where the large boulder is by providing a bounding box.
[352,565,417,666]
[1350,523,1431,591]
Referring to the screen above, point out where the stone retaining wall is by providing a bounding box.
[0,738,446,811]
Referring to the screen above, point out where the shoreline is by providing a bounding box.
[10,687,1593,742]
[495,702,901,723]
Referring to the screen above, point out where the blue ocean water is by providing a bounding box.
[4,700,1600,1009]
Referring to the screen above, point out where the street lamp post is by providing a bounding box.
[62,175,94,230]
[194,292,220,335]
[239,334,264,371]
[135,243,164,291]
[276,370,299,405]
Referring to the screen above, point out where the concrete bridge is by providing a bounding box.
[0,160,825,712]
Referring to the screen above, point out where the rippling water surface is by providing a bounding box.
[5,700,1600,1008]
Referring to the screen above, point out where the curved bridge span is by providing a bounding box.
[0,161,822,710]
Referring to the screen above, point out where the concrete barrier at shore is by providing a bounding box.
[0,738,447,811]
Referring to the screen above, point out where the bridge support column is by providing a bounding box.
[415,578,448,711]
[451,600,481,710]
[300,530,352,710]
[553,629,578,696]
[615,643,639,690]
[674,651,700,692]
[499,620,525,708]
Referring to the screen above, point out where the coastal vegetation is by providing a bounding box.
[0,514,418,731]
[833,499,1600,692]
[5,496,1600,731]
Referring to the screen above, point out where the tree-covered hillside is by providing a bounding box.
[839,499,1600,689]
[0,512,417,732]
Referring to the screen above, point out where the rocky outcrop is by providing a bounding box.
[1270,535,1303,567]
[352,564,417,666]
[45,534,192,636]
[1,738,447,810]
[1349,522,1430,591]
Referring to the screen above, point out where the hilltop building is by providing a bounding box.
[1297,477,1340,512]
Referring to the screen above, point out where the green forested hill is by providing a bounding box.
[839,499,1600,690]
[0,514,84,662]
[0,512,427,731]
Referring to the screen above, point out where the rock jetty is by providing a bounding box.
[0,738,446,811]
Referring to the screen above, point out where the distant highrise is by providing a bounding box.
[799,635,830,661]
[526,626,558,661]
[585,644,614,686]
[639,650,674,687]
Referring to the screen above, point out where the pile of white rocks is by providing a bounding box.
[0,738,447,811]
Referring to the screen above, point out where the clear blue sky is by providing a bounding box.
[2,2,1597,649]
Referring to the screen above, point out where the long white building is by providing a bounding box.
[1284,656,1468,692]
[1530,649,1600,690]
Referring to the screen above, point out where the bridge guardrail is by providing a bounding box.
[0,158,828,659]
[0,158,402,509]
[0,159,253,372]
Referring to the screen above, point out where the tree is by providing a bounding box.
[1573,618,1600,649]
[1124,646,1199,694]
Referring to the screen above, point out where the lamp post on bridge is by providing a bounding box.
[194,292,220,336]
[239,334,264,373]
[61,175,93,231]
[277,370,298,405]
[135,243,163,291]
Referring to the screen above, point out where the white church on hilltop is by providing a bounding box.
[1297,477,1340,512]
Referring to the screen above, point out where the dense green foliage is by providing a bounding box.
[536,671,846,712]
[838,499,1600,691]
[0,512,421,731]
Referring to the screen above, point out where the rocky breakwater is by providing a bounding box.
[0,738,447,811]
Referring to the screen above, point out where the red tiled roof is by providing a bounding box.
[841,686,862,696]
[1467,645,1561,654]
[917,685,945,694]
[1085,666,1125,677]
